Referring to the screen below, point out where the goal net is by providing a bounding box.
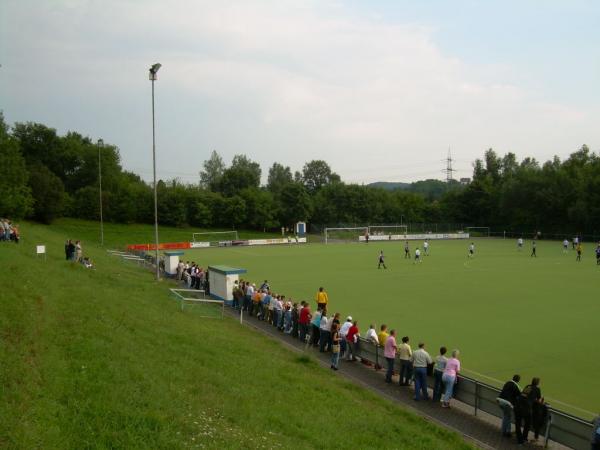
[368,225,408,236]
[192,230,239,243]
[465,227,490,238]
[324,227,368,244]
[170,289,224,318]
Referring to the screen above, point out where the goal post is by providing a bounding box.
[192,230,239,243]
[465,227,491,238]
[368,225,408,236]
[324,227,369,244]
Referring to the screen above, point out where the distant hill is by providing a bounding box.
[368,179,463,200]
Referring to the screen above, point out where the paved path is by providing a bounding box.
[226,308,566,450]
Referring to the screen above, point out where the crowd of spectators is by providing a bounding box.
[1,218,19,243]
[176,261,210,292]
[220,278,565,446]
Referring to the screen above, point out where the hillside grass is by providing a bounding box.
[0,221,471,449]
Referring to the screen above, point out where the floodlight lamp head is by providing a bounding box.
[97,138,103,146]
[149,63,162,80]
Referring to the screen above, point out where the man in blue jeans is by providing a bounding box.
[412,342,433,401]
[497,374,521,437]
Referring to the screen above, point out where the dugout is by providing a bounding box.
[208,265,247,304]
[163,251,184,277]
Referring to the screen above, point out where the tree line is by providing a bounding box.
[1,113,598,235]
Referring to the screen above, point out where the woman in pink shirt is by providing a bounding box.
[384,329,397,383]
[441,349,461,408]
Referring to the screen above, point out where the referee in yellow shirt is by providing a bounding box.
[316,287,329,311]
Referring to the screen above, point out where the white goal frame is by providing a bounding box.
[324,227,368,244]
[465,227,490,237]
[170,289,224,318]
[368,225,408,236]
[192,230,239,243]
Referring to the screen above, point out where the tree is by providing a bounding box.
[277,183,312,227]
[301,160,340,194]
[28,164,66,223]
[267,163,293,194]
[0,113,33,219]
[199,150,226,191]
[240,188,278,230]
[219,154,261,196]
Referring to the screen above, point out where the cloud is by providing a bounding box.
[1,0,598,183]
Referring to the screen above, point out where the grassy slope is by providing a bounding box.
[180,238,600,419]
[0,221,470,450]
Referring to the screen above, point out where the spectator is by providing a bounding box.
[291,302,299,338]
[283,302,292,334]
[591,414,600,450]
[365,324,379,345]
[497,374,521,437]
[316,286,329,311]
[398,336,413,386]
[432,347,448,403]
[441,349,461,408]
[75,240,82,262]
[310,308,322,347]
[330,322,341,371]
[412,342,433,401]
[319,310,330,352]
[298,302,311,342]
[274,295,284,330]
[384,329,398,383]
[523,377,545,444]
[251,287,261,317]
[346,320,360,361]
[260,279,270,291]
[67,240,76,261]
[245,283,254,314]
[339,316,353,358]
[377,324,389,347]
[65,240,70,260]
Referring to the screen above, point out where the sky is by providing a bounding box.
[1,0,599,184]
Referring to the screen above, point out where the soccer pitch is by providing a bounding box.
[186,238,599,418]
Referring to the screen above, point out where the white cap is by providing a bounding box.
[346,316,352,321]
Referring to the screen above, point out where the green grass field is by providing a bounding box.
[0,221,471,449]
[184,238,600,419]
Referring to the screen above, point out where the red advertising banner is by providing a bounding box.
[127,242,191,251]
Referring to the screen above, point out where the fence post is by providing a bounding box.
[474,381,479,416]
[544,408,552,448]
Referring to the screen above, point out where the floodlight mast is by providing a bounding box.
[97,139,104,246]
[149,63,161,280]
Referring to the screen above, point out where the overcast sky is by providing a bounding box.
[1,0,599,184]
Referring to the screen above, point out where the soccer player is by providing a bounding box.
[563,239,569,253]
[468,242,475,258]
[576,242,582,262]
[531,240,537,257]
[378,250,387,269]
[404,240,410,259]
[423,240,429,256]
[595,244,600,265]
[573,236,578,250]
[414,247,422,263]
[517,237,523,250]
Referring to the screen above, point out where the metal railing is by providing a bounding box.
[354,338,594,450]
